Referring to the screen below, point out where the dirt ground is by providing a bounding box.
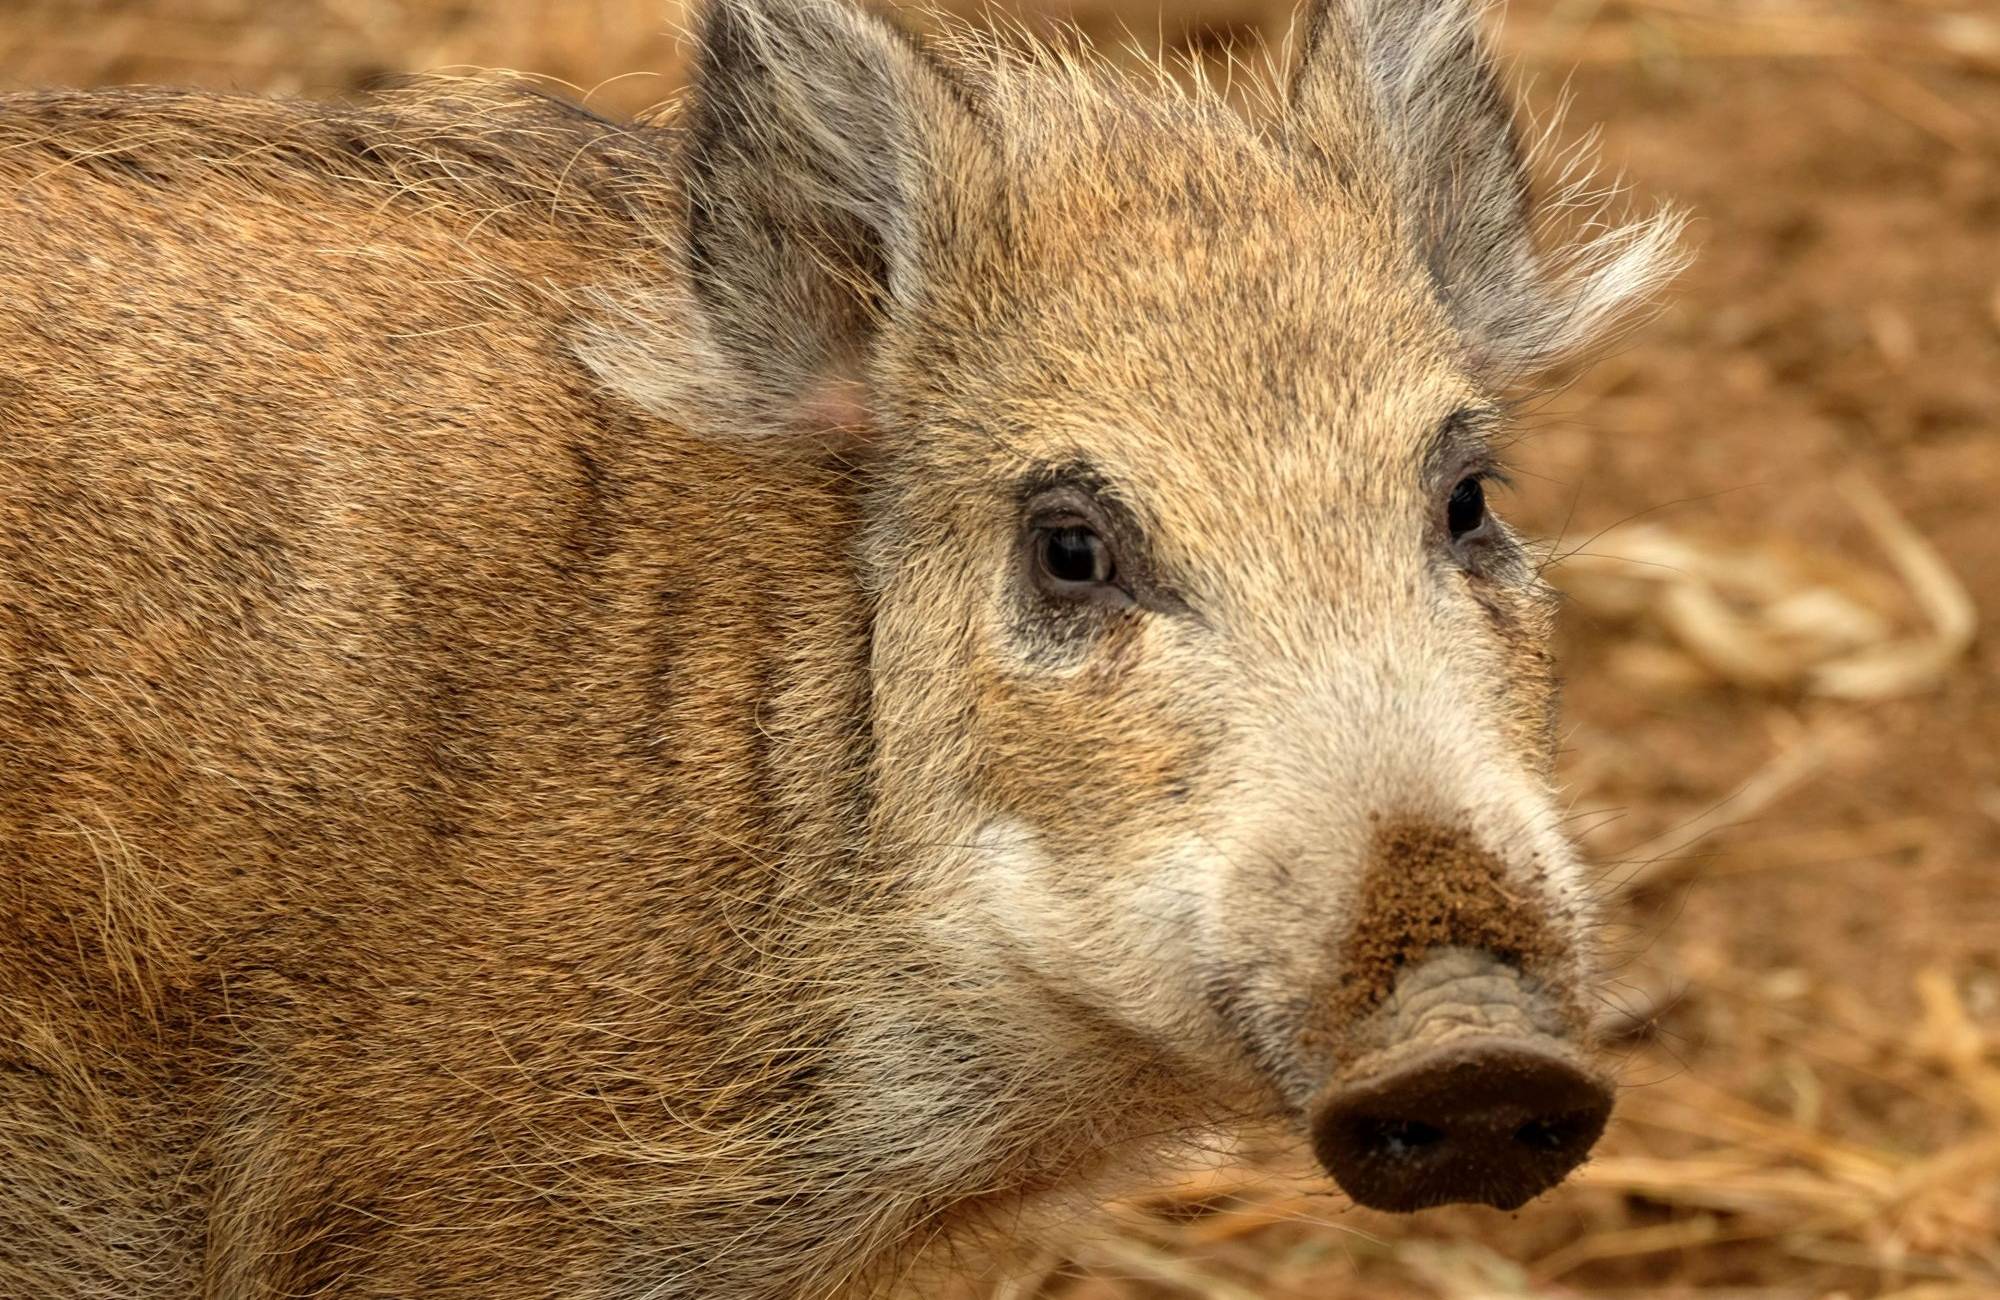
[5,0,1996,1296]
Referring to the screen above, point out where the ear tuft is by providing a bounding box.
[1291,0,1687,377]
[1509,109,1690,370]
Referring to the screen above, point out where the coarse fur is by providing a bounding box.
[0,1,1684,1296]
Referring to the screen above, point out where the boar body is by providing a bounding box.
[0,88,915,1297]
[0,2,1682,1294]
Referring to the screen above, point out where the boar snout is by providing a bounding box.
[1301,818,1611,1210]
[1309,947,1611,1211]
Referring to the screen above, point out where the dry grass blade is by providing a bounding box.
[1605,735,1828,896]
[1810,474,1979,699]
[1553,474,1974,701]
[1529,1213,1726,1280]
[1067,1234,1267,1300]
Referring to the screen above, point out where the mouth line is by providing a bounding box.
[1197,960,1329,1107]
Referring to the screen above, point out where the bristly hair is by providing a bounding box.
[580,0,1685,447]
[937,0,1687,374]
[1294,0,1688,378]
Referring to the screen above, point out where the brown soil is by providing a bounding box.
[1329,821,1579,1052]
[7,1,1997,1295]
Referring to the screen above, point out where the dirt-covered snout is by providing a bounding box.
[1305,825,1611,1212]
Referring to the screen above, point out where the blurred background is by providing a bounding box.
[5,0,1996,1296]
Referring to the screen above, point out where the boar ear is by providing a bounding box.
[673,0,997,436]
[1289,0,1685,378]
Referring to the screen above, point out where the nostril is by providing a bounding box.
[1513,1112,1593,1153]
[1355,1116,1446,1158]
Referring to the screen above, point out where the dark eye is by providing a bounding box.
[1447,476,1487,540]
[1038,524,1115,588]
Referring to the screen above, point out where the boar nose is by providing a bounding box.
[1311,1038,1612,1212]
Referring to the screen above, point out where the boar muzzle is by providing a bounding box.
[1306,814,1614,1211]
[1307,946,1611,1211]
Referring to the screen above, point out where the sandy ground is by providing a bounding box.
[5,1,1997,1295]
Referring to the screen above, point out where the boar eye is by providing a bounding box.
[1447,476,1487,540]
[1037,523,1116,590]
[1019,476,1159,614]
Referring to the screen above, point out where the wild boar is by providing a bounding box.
[0,0,1683,1294]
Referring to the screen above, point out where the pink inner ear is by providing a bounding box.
[796,373,876,448]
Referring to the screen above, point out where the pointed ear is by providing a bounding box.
[1290,0,1685,378]
[677,0,997,428]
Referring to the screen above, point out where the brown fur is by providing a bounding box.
[0,2,1681,1295]
[0,82,894,1299]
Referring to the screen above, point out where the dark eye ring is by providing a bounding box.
[1447,476,1487,540]
[1037,523,1116,589]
